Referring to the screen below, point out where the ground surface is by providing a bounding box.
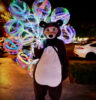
[0,55,96,100]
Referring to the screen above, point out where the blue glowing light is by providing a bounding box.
[51,7,70,25]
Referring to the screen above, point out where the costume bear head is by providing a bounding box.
[39,20,63,39]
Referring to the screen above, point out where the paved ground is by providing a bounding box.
[0,55,96,100]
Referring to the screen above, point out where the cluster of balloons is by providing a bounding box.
[3,0,76,68]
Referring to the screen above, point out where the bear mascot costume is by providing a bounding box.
[33,20,69,100]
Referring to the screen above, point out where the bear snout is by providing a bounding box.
[49,35,53,38]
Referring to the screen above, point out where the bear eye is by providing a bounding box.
[53,28,56,31]
[46,28,49,32]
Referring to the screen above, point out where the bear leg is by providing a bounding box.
[48,83,62,100]
[34,80,48,100]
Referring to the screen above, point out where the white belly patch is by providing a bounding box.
[35,46,62,87]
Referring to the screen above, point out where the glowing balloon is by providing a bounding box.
[51,7,70,25]
[21,14,39,34]
[17,52,31,68]
[3,38,22,54]
[22,14,39,26]
[5,19,24,36]
[21,44,34,59]
[32,0,51,21]
[18,30,35,45]
[9,1,30,18]
[59,25,76,44]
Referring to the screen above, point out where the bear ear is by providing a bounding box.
[56,20,63,27]
[39,21,47,28]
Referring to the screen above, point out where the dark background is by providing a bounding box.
[0,0,96,37]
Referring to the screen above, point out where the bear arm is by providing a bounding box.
[34,47,44,59]
[58,41,69,80]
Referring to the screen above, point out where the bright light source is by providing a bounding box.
[0,3,5,12]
